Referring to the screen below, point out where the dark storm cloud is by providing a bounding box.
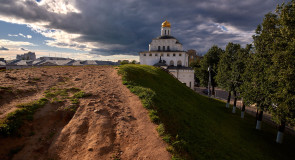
[0,0,289,55]
[0,46,9,50]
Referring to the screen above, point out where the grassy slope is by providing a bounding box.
[118,64,295,160]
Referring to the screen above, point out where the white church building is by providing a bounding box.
[139,20,194,89]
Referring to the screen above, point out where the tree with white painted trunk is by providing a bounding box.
[231,45,252,115]
[265,1,295,144]
[241,52,270,130]
[231,45,252,117]
[241,11,279,131]
[216,42,241,113]
[216,43,240,109]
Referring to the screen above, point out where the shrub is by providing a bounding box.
[149,110,160,124]
[65,105,79,112]
[0,98,48,136]
[73,91,92,98]
[70,98,79,104]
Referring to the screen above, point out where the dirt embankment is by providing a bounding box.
[0,66,170,160]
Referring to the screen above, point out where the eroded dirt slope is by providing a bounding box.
[0,66,170,160]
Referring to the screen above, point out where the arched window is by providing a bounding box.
[173,53,176,56]
[155,53,158,56]
[149,53,152,56]
[144,53,146,56]
[167,46,170,51]
[170,60,174,66]
[158,46,161,51]
[177,60,182,66]
[163,46,165,51]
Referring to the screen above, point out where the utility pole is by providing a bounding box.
[208,66,212,97]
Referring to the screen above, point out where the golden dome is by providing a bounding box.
[162,20,171,28]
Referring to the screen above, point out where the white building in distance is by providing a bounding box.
[16,51,36,60]
[139,20,194,89]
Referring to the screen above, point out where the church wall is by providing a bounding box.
[149,39,182,51]
[140,52,188,66]
[169,69,194,89]
[139,52,160,66]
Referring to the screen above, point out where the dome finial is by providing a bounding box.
[162,20,171,28]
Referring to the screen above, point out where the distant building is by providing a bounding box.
[16,52,36,60]
[4,60,118,69]
[0,58,5,62]
[0,60,6,69]
[38,57,72,60]
[139,20,194,89]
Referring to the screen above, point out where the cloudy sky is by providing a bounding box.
[0,0,288,61]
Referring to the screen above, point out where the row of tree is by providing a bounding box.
[191,1,295,143]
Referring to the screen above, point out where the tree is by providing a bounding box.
[195,45,223,95]
[120,60,130,65]
[131,60,137,64]
[190,57,202,86]
[241,12,279,131]
[266,1,295,143]
[216,42,240,109]
[232,44,252,116]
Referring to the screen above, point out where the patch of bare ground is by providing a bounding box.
[0,66,171,160]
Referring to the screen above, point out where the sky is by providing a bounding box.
[0,0,289,61]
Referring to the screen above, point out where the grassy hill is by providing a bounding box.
[118,64,295,160]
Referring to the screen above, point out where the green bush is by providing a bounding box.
[73,91,92,98]
[0,98,48,136]
[70,98,79,104]
[148,110,160,123]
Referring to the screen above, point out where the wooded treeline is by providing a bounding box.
[190,1,295,143]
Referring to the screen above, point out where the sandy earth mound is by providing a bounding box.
[0,66,170,160]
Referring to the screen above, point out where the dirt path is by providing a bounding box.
[0,66,171,160]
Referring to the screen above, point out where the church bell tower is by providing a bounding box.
[161,20,171,36]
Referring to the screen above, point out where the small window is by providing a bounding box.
[179,54,182,56]
[167,53,170,57]
[167,46,170,51]
[168,30,169,35]
[161,53,164,56]
[149,54,152,56]
[173,54,176,57]
[163,46,165,51]
[165,30,166,35]
[155,53,158,56]
[158,46,161,51]
[144,53,146,56]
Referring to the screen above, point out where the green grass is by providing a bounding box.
[73,91,91,98]
[0,86,13,93]
[0,98,48,136]
[118,64,295,160]
[0,86,12,90]
[45,87,91,103]
[0,86,89,136]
